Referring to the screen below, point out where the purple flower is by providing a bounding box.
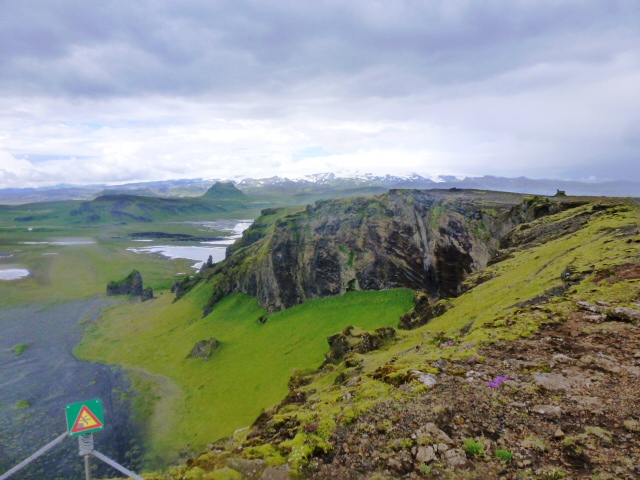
[440,340,456,347]
[468,357,478,363]
[486,376,508,388]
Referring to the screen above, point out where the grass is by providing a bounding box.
[0,238,195,307]
[0,211,262,307]
[75,284,414,466]
[495,449,513,462]
[14,400,30,409]
[464,438,484,457]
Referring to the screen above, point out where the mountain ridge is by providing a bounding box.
[2,174,639,204]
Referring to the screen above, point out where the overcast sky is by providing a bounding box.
[0,1,639,188]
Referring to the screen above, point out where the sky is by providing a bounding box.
[0,0,639,189]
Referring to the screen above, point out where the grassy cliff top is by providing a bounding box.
[126,198,640,479]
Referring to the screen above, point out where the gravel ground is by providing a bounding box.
[0,298,144,480]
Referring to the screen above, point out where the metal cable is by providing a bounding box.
[91,450,144,480]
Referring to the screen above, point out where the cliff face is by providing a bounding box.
[210,189,582,312]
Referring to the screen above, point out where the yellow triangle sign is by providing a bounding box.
[70,405,104,435]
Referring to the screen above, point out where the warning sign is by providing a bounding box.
[65,398,105,437]
[71,406,103,434]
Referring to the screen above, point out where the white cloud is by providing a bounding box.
[0,151,39,188]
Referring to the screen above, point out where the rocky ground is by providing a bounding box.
[304,302,640,479]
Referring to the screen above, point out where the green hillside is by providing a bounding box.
[0,185,259,228]
[118,199,639,479]
[75,284,414,467]
[4,189,638,479]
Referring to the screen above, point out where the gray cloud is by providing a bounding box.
[0,1,639,187]
[2,1,636,98]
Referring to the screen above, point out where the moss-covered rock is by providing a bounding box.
[106,269,144,296]
[187,338,220,361]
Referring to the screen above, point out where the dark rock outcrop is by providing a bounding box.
[398,292,452,330]
[141,286,154,302]
[107,270,144,296]
[324,325,396,365]
[107,270,153,301]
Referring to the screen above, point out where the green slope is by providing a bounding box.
[134,199,639,478]
[75,283,414,466]
[0,189,259,228]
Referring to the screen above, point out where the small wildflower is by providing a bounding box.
[440,340,456,347]
[468,357,478,363]
[486,376,508,388]
[303,422,319,434]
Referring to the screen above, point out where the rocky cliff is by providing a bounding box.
[147,194,639,480]
[206,189,585,313]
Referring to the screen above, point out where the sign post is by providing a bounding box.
[1,397,143,480]
[65,399,105,479]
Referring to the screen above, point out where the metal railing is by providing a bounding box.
[0,432,143,480]
[0,432,69,480]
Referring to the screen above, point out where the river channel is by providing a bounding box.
[0,219,253,478]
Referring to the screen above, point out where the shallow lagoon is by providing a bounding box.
[22,238,96,246]
[128,244,228,269]
[0,268,30,280]
[128,219,252,269]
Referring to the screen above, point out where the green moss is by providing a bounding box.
[521,435,548,452]
[14,400,30,409]
[624,419,640,432]
[539,468,567,479]
[243,443,286,466]
[281,433,332,473]
[387,437,414,451]
[12,343,29,356]
[203,469,244,480]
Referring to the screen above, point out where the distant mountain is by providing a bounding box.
[0,179,215,205]
[1,173,638,205]
[236,173,640,197]
[202,182,246,200]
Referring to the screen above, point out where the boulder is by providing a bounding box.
[398,293,452,330]
[606,307,640,325]
[415,445,436,463]
[141,286,154,302]
[187,338,220,361]
[106,270,144,296]
[325,325,396,364]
